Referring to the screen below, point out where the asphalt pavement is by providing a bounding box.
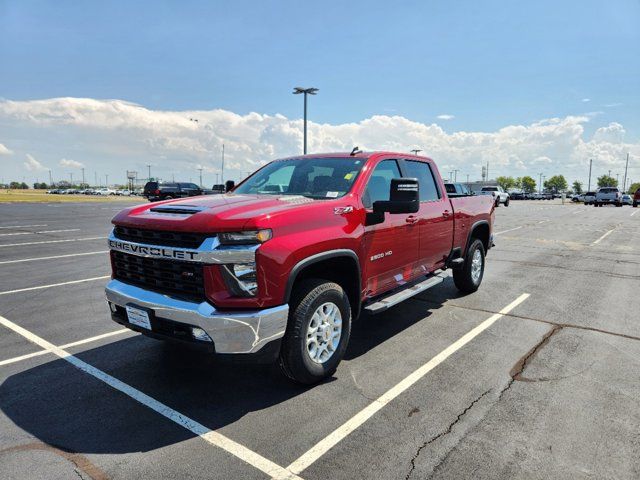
[0,199,638,479]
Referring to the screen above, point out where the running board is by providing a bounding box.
[364,274,445,314]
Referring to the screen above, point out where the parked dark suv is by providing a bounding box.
[143,182,203,202]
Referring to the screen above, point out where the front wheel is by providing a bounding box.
[279,280,351,384]
[504,197,510,207]
[453,239,485,294]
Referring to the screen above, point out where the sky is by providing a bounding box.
[0,0,639,188]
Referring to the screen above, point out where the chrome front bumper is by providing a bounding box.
[105,279,289,354]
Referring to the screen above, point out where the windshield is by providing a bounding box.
[235,157,365,199]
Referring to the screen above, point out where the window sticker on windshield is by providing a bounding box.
[326,191,339,198]
[344,173,354,180]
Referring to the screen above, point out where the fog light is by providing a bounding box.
[191,327,212,342]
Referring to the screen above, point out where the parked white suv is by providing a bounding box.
[480,186,510,206]
[594,187,622,207]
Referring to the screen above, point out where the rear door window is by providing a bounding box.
[404,160,440,201]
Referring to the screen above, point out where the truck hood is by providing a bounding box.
[112,193,324,232]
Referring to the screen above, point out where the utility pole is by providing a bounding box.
[81,167,85,186]
[221,144,225,183]
[539,172,543,193]
[293,87,319,154]
[623,153,629,192]
[198,168,203,187]
[587,159,592,192]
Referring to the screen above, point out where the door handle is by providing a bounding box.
[442,210,452,218]
[405,215,418,224]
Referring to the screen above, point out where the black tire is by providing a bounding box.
[633,202,638,208]
[164,195,174,200]
[453,239,485,294]
[279,279,351,384]
[616,202,622,207]
[504,197,510,207]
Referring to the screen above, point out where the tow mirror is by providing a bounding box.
[225,180,235,192]
[373,178,420,214]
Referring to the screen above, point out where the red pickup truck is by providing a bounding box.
[106,151,495,383]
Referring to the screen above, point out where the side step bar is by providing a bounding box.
[364,273,445,314]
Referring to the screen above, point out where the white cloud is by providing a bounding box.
[23,154,47,172]
[0,97,638,185]
[59,158,84,168]
[582,98,591,103]
[0,143,12,155]
[436,114,455,120]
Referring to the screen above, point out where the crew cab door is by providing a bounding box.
[361,159,420,297]
[401,159,454,272]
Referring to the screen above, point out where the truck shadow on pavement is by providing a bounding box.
[0,281,458,456]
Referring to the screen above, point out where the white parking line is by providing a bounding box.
[0,251,108,265]
[0,228,81,237]
[286,293,530,475]
[494,226,523,235]
[0,224,47,229]
[0,276,110,296]
[632,210,638,217]
[592,228,615,245]
[0,328,131,366]
[0,314,302,480]
[0,236,104,248]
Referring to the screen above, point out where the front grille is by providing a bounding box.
[112,251,205,301]
[113,226,209,249]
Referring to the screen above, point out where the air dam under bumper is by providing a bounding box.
[105,279,289,354]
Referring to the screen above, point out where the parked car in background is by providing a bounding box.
[571,194,585,203]
[621,194,632,206]
[509,191,525,200]
[583,191,596,205]
[594,187,622,207]
[444,183,472,196]
[96,188,116,196]
[143,182,204,201]
[633,188,640,207]
[480,186,509,206]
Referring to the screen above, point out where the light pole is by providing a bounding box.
[623,153,629,193]
[69,173,73,184]
[105,174,109,187]
[81,167,85,186]
[539,172,543,193]
[147,164,152,182]
[588,159,593,192]
[410,149,422,155]
[293,87,318,155]
[198,168,203,187]
[48,169,53,187]
[221,144,225,183]
[453,169,459,182]
[215,173,220,185]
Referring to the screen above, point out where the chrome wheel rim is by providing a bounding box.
[471,249,483,284]
[306,302,342,364]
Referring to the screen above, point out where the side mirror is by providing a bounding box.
[373,178,420,214]
[225,180,235,192]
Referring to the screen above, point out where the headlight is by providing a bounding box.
[221,262,258,296]
[218,229,272,245]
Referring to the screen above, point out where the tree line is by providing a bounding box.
[494,174,638,194]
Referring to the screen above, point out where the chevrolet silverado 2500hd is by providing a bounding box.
[106,152,495,383]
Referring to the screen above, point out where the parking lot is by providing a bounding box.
[0,200,638,479]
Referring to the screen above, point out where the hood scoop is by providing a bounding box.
[149,205,206,215]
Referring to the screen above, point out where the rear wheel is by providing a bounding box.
[633,202,638,208]
[504,197,510,207]
[453,239,485,294]
[279,280,351,384]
